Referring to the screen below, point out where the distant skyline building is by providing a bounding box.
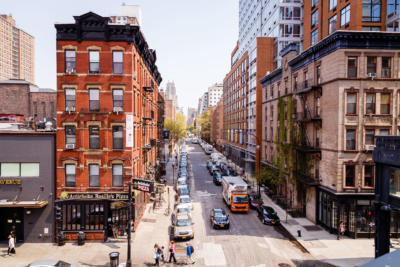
[207,83,223,107]
[0,14,35,84]
[198,92,208,115]
[187,107,197,126]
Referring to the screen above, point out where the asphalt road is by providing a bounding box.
[174,142,332,267]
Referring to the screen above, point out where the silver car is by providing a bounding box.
[28,259,77,267]
[173,214,194,240]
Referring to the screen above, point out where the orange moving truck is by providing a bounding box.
[222,176,249,212]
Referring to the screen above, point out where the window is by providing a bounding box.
[362,0,381,22]
[346,129,356,150]
[89,126,100,149]
[366,93,375,114]
[362,26,381,31]
[21,163,40,177]
[316,97,321,117]
[65,126,76,145]
[329,0,337,10]
[329,15,337,34]
[113,89,123,111]
[65,50,76,73]
[112,164,123,187]
[311,29,318,46]
[270,85,274,98]
[112,126,123,149]
[340,5,351,26]
[112,51,123,74]
[89,89,100,112]
[312,0,318,8]
[89,50,100,74]
[382,57,391,78]
[364,165,374,187]
[367,57,377,74]
[380,93,390,114]
[316,66,321,84]
[365,129,375,145]
[89,164,99,187]
[311,10,319,28]
[0,163,39,177]
[65,89,76,111]
[346,93,357,115]
[347,57,357,77]
[380,129,390,136]
[65,164,76,187]
[345,165,355,187]
[387,0,400,16]
[0,163,20,176]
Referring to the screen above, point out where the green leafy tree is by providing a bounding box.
[198,108,211,142]
[164,113,187,147]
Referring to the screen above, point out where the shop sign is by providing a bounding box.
[0,179,21,185]
[60,192,129,200]
[133,178,154,193]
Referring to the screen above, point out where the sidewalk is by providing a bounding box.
[243,175,375,267]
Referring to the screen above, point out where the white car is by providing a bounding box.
[175,203,192,218]
[173,214,194,240]
[177,195,193,210]
[28,259,77,267]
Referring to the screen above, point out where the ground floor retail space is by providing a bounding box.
[56,190,149,241]
[223,143,247,170]
[317,186,400,238]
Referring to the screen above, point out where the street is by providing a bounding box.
[172,143,331,267]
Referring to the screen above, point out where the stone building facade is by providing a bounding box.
[260,31,400,238]
[55,12,162,241]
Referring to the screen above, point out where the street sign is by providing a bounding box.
[163,130,170,139]
[132,178,154,193]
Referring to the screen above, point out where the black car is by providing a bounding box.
[256,205,280,225]
[207,161,213,171]
[213,172,222,185]
[209,165,220,175]
[210,208,230,229]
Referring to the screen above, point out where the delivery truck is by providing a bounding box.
[222,176,249,212]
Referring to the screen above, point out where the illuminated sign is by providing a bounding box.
[133,178,154,193]
[0,179,21,185]
[60,192,129,200]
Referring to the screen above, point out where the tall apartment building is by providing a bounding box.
[198,92,208,115]
[228,0,303,174]
[54,12,162,241]
[0,15,34,84]
[303,0,387,49]
[260,31,400,238]
[207,83,223,107]
[387,0,400,31]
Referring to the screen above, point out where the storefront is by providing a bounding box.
[317,186,400,238]
[0,131,55,243]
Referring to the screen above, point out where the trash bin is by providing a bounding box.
[77,231,85,245]
[57,232,65,246]
[109,252,119,267]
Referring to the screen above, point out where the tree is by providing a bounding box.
[164,113,187,147]
[198,108,211,142]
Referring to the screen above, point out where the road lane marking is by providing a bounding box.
[202,242,227,266]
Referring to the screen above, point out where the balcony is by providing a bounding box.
[295,110,322,123]
[142,116,153,121]
[143,86,154,92]
[294,79,322,95]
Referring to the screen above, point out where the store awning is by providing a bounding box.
[0,200,48,208]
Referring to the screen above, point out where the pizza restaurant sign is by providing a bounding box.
[0,179,21,185]
[60,192,129,200]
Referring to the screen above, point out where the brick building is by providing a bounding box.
[54,12,162,241]
[210,99,224,151]
[303,0,387,49]
[0,79,56,123]
[260,31,400,238]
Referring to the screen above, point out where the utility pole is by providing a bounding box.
[126,181,132,267]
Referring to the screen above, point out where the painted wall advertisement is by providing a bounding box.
[126,114,134,147]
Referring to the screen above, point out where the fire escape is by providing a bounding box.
[293,78,322,187]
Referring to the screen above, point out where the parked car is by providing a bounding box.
[207,161,214,171]
[213,171,222,185]
[248,193,264,209]
[210,208,230,229]
[191,138,199,144]
[176,178,188,186]
[205,145,213,155]
[177,195,193,210]
[256,205,280,225]
[209,165,220,175]
[175,203,192,218]
[28,259,77,267]
[173,214,194,240]
[177,185,190,196]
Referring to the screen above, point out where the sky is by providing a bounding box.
[2,0,238,114]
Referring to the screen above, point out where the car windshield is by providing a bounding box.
[179,188,189,195]
[180,197,190,203]
[233,195,248,204]
[56,261,72,267]
[214,211,226,218]
[176,218,191,227]
[178,180,186,185]
[215,173,221,178]
[264,207,276,215]
[178,207,190,213]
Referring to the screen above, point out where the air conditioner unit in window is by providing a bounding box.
[113,106,123,113]
[367,73,376,79]
[365,145,376,151]
[65,106,75,113]
[65,143,75,150]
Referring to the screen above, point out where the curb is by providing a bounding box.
[277,224,310,254]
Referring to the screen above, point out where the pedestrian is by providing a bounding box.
[186,242,195,264]
[154,243,160,266]
[168,240,177,263]
[153,199,157,212]
[160,246,165,262]
[338,221,345,240]
[7,234,15,255]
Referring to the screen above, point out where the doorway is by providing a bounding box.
[0,208,24,242]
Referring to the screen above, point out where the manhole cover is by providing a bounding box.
[278,264,291,267]
[142,218,156,223]
[302,225,322,231]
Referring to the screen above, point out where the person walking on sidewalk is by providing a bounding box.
[338,221,345,240]
[168,240,177,263]
[7,234,15,255]
[154,243,161,266]
[186,242,195,264]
